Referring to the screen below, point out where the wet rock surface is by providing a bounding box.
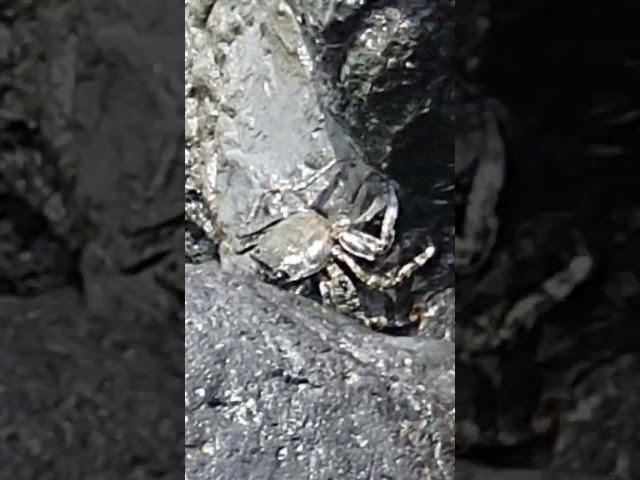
[186,264,454,480]
[286,0,454,171]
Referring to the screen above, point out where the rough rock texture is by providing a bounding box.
[286,0,454,170]
[206,0,365,246]
[186,263,454,480]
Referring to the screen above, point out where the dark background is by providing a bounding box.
[457,0,640,476]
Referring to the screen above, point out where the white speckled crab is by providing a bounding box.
[234,160,435,329]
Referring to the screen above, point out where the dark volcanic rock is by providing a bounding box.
[186,263,454,480]
[287,0,455,171]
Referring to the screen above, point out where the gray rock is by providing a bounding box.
[206,0,364,242]
[186,263,454,480]
[185,0,223,254]
[187,0,454,252]
[286,0,455,169]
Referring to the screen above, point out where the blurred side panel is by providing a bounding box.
[456,1,640,478]
[0,0,184,477]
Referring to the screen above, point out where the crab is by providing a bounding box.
[233,163,435,329]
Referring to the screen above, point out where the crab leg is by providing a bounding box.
[350,186,388,224]
[289,159,339,192]
[331,239,436,290]
[246,160,340,230]
[319,263,387,329]
[336,189,399,260]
